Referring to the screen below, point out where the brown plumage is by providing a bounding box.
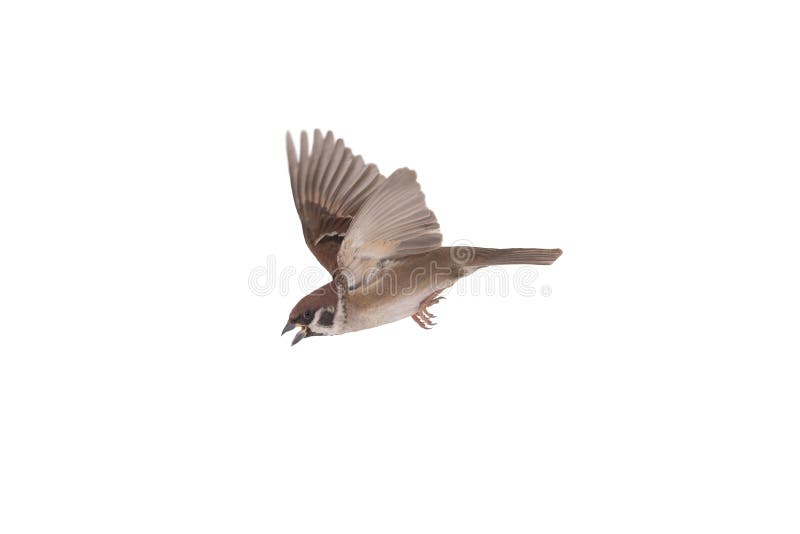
[281,130,562,345]
[285,130,384,273]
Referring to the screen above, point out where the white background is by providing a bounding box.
[1,1,798,533]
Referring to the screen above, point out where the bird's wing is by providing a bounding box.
[337,168,442,289]
[286,130,386,274]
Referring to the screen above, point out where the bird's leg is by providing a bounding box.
[411,290,445,329]
[412,313,431,329]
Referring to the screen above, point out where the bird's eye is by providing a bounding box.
[303,310,314,321]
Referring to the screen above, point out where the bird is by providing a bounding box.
[281,130,562,345]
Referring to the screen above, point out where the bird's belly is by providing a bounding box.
[339,251,463,334]
[343,283,450,333]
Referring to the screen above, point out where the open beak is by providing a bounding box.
[281,321,295,336]
[291,326,308,346]
[281,321,311,346]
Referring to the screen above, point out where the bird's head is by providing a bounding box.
[281,281,340,345]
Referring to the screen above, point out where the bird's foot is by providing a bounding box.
[411,291,445,330]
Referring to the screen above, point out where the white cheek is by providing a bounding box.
[310,305,342,335]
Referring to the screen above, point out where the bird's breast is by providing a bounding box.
[339,252,461,333]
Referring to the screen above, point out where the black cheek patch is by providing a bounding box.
[318,309,334,327]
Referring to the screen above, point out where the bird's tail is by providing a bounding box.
[466,247,563,267]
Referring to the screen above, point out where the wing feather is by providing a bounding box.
[285,130,386,274]
[337,168,442,287]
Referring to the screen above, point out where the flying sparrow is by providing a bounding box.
[281,130,562,345]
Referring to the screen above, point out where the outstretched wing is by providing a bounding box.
[286,130,386,274]
[337,168,442,288]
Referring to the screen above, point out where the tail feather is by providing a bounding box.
[470,247,562,267]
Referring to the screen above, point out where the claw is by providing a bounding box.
[412,314,431,330]
[411,290,445,330]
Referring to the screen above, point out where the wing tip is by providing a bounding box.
[387,167,418,183]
